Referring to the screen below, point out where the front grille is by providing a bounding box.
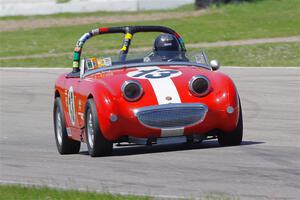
[135,103,208,129]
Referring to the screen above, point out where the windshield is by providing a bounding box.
[83,50,210,71]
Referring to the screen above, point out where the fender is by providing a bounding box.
[210,71,240,132]
[82,80,119,141]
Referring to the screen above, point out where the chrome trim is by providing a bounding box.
[121,80,143,102]
[83,62,212,78]
[210,59,220,71]
[202,50,210,66]
[189,75,211,97]
[134,103,208,129]
[87,111,94,149]
[55,110,63,145]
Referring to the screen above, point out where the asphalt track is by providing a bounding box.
[0,67,299,199]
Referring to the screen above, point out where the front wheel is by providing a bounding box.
[85,99,113,157]
[218,100,243,146]
[53,97,80,154]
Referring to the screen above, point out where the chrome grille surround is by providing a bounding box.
[134,103,208,129]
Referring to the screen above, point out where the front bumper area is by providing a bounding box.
[100,103,239,141]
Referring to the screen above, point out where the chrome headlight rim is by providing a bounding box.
[189,75,211,97]
[121,80,143,102]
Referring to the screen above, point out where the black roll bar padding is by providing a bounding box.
[131,26,175,34]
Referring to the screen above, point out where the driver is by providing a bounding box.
[150,33,188,62]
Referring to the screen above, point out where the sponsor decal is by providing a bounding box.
[86,58,98,70]
[73,52,80,61]
[73,61,79,68]
[121,45,127,51]
[165,96,172,101]
[67,86,76,126]
[79,32,92,43]
[77,41,84,48]
[85,57,112,70]
[99,27,109,33]
[125,33,133,40]
[78,112,84,121]
[74,47,81,52]
[78,99,82,110]
[66,128,72,137]
[98,57,112,67]
[91,28,100,35]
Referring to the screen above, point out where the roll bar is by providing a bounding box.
[72,26,186,72]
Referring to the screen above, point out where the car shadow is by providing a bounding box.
[79,140,264,157]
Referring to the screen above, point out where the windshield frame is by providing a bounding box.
[82,61,211,79]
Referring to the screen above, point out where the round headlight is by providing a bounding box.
[189,75,210,97]
[121,80,143,101]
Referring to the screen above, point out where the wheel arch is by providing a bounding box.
[83,87,117,141]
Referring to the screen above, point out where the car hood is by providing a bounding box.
[85,65,228,107]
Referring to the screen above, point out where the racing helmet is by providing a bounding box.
[153,34,181,60]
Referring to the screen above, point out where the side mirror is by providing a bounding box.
[210,60,220,71]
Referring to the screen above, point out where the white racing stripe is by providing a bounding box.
[148,78,181,105]
[127,66,185,137]
[147,68,184,137]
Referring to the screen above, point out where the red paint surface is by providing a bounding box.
[55,65,240,142]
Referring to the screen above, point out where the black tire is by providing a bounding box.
[85,99,113,157]
[218,99,243,146]
[53,97,81,154]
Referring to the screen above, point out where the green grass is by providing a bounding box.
[0,185,151,200]
[56,0,71,3]
[0,184,235,200]
[0,54,71,68]
[0,11,131,21]
[0,0,299,67]
[1,42,298,67]
[205,42,300,66]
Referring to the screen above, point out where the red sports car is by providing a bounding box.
[53,26,243,157]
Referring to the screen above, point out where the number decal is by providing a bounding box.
[67,86,76,126]
[132,69,157,78]
[146,70,179,79]
[127,67,181,79]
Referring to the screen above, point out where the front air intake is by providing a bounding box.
[135,103,208,129]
